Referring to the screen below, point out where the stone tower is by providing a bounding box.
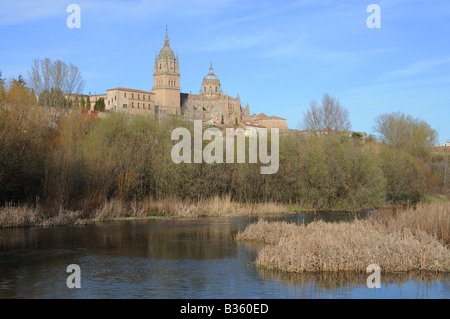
[152,29,180,115]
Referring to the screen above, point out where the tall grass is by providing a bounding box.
[236,202,450,272]
[0,196,288,228]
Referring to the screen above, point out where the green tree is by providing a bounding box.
[93,98,105,111]
[86,95,91,110]
[374,112,437,159]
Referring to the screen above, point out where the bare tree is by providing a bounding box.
[28,58,85,98]
[299,93,351,132]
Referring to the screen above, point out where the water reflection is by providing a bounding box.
[0,213,448,299]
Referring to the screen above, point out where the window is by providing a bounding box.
[138,94,140,100]
[204,86,206,92]
[115,96,117,101]
[123,104,127,109]
[132,93,134,99]
[215,87,218,93]
[132,102,134,108]
[124,93,127,98]
[143,95,145,101]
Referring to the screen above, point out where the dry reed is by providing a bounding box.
[236,202,450,273]
[0,195,288,228]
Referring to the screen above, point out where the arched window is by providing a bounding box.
[215,87,218,93]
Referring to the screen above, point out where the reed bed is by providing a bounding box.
[236,202,450,273]
[373,202,450,247]
[0,196,288,228]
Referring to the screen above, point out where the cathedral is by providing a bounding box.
[87,31,287,130]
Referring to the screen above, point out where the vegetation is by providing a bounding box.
[28,58,85,97]
[0,73,449,227]
[93,97,105,111]
[374,111,438,159]
[236,202,450,272]
[299,93,351,132]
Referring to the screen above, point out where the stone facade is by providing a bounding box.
[76,31,287,130]
[252,113,288,131]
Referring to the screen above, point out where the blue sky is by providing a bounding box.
[1,0,449,143]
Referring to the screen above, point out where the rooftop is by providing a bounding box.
[107,87,154,94]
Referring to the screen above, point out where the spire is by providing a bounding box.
[175,54,179,73]
[164,25,170,47]
[154,54,158,73]
[209,61,214,74]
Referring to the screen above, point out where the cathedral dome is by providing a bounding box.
[203,65,220,83]
[158,32,175,59]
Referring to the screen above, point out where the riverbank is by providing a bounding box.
[236,202,450,272]
[0,196,291,228]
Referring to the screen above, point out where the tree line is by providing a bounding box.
[0,61,448,215]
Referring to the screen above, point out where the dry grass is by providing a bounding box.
[373,202,450,247]
[0,195,288,228]
[236,202,450,273]
[0,204,41,227]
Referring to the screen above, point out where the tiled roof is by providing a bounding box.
[240,120,266,128]
[181,93,235,100]
[253,113,268,119]
[257,115,286,120]
[107,87,154,94]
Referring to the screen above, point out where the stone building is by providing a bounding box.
[252,113,287,131]
[180,64,250,126]
[77,30,287,130]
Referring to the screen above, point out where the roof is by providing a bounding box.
[253,113,268,120]
[203,65,220,83]
[181,93,235,100]
[158,32,175,59]
[240,120,266,128]
[253,113,286,121]
[107,87,154,94]
[257,115,286,120]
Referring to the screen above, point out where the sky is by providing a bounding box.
[1,0,449,144]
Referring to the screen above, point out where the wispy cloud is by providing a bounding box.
[384,57,450,78]
[0,0,65,25]
[187,29,276,53]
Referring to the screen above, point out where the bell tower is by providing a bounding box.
[152,27,180,115]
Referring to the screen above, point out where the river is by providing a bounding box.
[0,212,448,298]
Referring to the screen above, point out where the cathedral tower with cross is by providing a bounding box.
[152,27,181,115]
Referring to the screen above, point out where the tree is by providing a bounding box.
[94,98,105,111]
[0,71,5,106]
[28,57,85,98]
[299,93,351,132]
[373,112,437,158]
[86,95,91,110]
[74,96,80,108]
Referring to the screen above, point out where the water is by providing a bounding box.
[0,212,448,299]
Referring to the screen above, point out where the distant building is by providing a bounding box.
[252,113,288,131]
[67,30,288,131]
